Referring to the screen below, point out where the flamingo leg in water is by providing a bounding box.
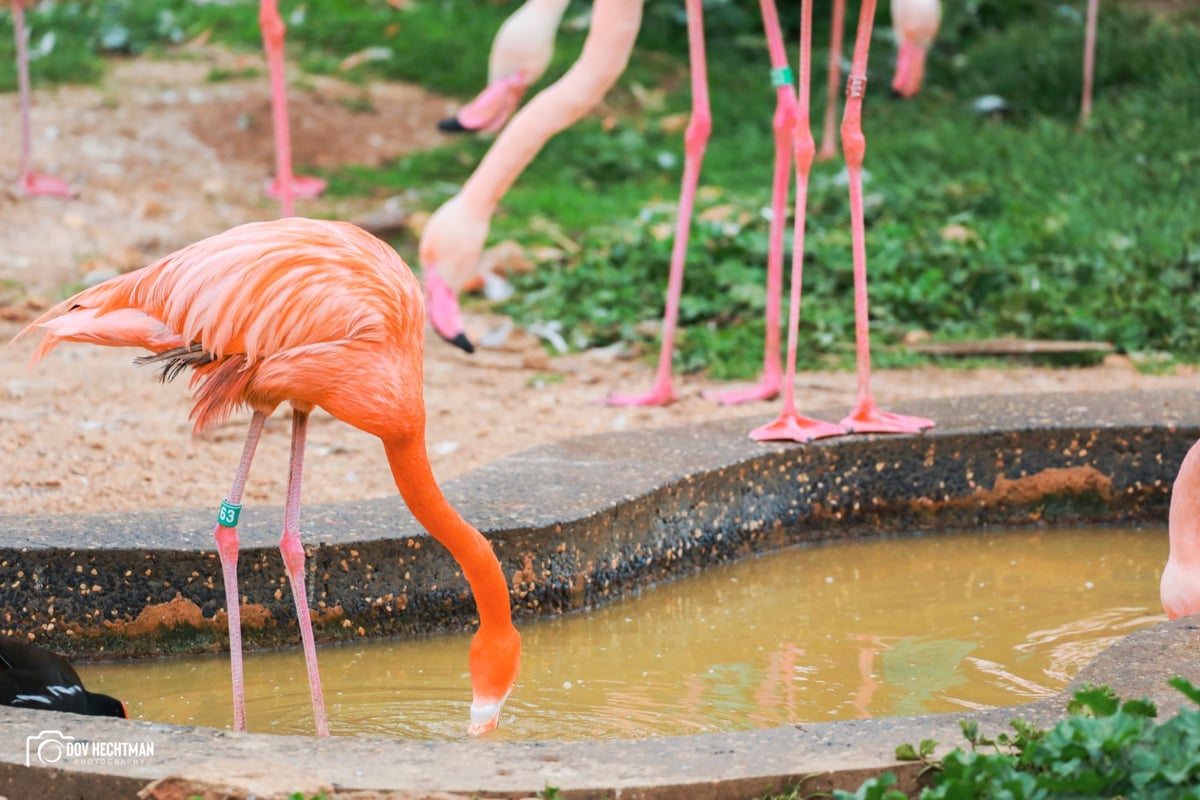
[705,0,800,407]
[278,408,330,735]
[751,0,843,442]
[213,410,267,733]
[838,0,934,435]
[259,0,326,216]
[815,0,845,162]
[606,0,710,407]
[11,1,73,198]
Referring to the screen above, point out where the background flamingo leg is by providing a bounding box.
[278,408,330,735]
[704,0,801,407]
[1080,0,1100,125]
[213,410,267,733]
[11,0,73,198]
[751,0,844,443]
[815,0,845,162]
[606,0,709,407]
[259,0,326,216]
[837,0,934,436]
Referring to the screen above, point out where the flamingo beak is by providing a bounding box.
[423,265,475,354]
[438,72,528,135]
[467,694,510,736]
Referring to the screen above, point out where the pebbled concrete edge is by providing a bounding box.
[0,389,1195,658]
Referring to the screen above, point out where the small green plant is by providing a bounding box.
[834,677,1200,799]
[337,94,376,114]
[205,65,261,83]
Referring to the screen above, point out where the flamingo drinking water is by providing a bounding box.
[15,218,521,736]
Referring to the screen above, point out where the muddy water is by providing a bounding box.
[81,526,1167,740]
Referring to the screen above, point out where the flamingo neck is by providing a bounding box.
[382,437,513,631]
[1169,439,1200,566]
[460,0,643,213]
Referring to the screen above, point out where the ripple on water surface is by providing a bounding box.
[81,526,1168,740]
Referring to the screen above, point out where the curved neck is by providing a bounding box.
[1170,439,1200,566]
[383,437,513,630]
[460,0,644,216]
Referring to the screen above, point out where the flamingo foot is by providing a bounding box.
[751,412,846,443]
[20,172,75,198]
[840,398,935,435]
[606,378,676,407]
[266,174,328,201]
[703,374,781,405]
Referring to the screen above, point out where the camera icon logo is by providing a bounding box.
[26,730,75,767]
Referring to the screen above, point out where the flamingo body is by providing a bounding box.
[889,0,940,98]
[1163,439,1200,619]
[17,218,521,735]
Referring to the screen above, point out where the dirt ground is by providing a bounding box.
[2,45,1197,517]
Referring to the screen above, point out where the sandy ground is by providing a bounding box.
[2,46,1197,517]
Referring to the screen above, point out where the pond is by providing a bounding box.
[81,526,1166,740]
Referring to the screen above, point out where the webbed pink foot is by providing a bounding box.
[20,171,74,198]
[840,397,934,435]
[606,379,676,407]
[267,174,327,201]
[751,412,845,443]
[704,372,781,405]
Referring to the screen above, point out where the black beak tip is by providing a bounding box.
[437,117,469,134]
[443,331,475,354]
[888,87,904,100]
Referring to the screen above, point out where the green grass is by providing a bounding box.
[3,0,1199,379]
[829,678,1200,799]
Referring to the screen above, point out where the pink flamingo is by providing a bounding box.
[15,218,522,736]
[438,0,570,135]
[419,0,643,354]
[258,0,326,215]
[421,0,807,408]
[7,1,323,210]
[1162,439,1200,619]
[755,0,934,439]
[9,0,73,197]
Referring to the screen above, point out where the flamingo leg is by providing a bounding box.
[704,0,796,407]
[837,0,934,435]
[259,0,326,216]
[278,408,330,736]
[815,0,845,162]
[1079,0,1099,126]
[606,0,710,407]
[11,1,72,198]
[751,0,843,442]
[213,410,267,733]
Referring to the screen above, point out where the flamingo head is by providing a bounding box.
[422,265,474,354]
[437,71,529,135]
[466,623,522,736]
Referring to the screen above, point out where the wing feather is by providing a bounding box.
[14,218,424,433]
